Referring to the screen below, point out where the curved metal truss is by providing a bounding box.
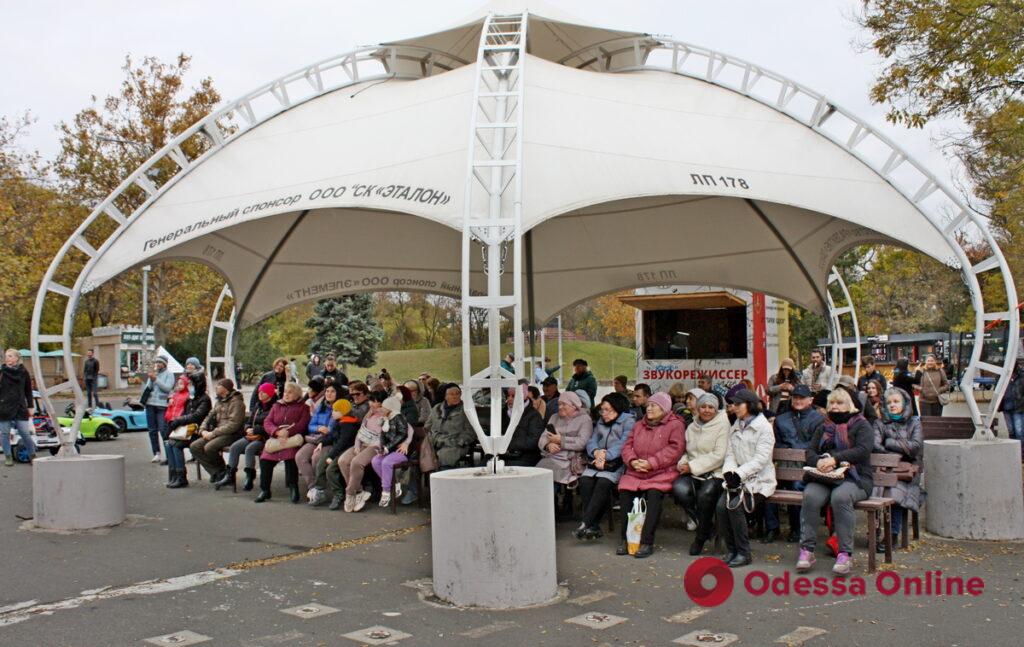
[827,269,862,386]
[557,36,1018,437]
[33,26,1018,449]
[29,43,468,451]
[205,284,237,389]
[459,11,529,469]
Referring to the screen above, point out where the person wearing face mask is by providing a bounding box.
[574,392,635,540]
[796,388,874,576]
[672,392,729,555]
[872,387,923,552]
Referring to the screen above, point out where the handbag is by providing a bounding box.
[418,433,439,473]
[263,424,298,453]
[925,371,950,406]
[802,460,851,487]
[139,383,153,406]
[168,423,197,442]
[570,452,587,476]
[893,462,920,482]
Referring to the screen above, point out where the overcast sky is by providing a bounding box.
[2,0,963,187]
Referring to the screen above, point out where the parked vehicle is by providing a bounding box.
[89,398,148,433]
[58,402,119,441]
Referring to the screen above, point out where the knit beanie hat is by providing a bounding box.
[648,392,673,415]
[332,398,352,416]
[697,392,720,410]
[381,395,403,417]
[185,357,203,370]
[257,382,277,398]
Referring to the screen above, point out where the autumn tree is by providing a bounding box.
[860,0,1024,294]
[53,54,224,343]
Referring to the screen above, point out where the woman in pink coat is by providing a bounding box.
[256,383,311,504]
[616,392,685,558]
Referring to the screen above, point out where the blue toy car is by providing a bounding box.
[91,398,150,433]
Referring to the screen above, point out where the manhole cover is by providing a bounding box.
[280,603,339,619]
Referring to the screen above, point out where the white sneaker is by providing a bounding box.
[394,483,402,499]
[150,455,161,464]
[307,488,327,506]
[686,519,697,532]
[379,492,392,507]
[353,490,372,512]
[343,494,356,513]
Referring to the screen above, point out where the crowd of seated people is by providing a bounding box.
[161,352,922,576]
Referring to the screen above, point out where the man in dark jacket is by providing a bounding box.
[768,385,824,542]
[856,356,887,394]
[319,354,349,388]
[250,357,288,412]
[191,379,246,482]
[566,358,597,404]
[83,349,100,408]
[540,376,561,425]
[500,386,544,466]
[1,349,36,465]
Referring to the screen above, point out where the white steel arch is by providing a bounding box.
[32,21,1018,452]
[30,43,469,452]
[827,270,862,386]
[459,11,529,468]
[205,284,237,389]
[555,35,1018,438]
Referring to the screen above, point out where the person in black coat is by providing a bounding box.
[500,386,545,467]
[250,357,288,412]
[319,354,349,388]
[797,388,874,576]
[165,372,212,488]
[1,349,36,464]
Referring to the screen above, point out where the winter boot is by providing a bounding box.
[214,468,236,491]
[242,468,256,491]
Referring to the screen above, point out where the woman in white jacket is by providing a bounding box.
[716,389,776,568]
[672,392,730,556]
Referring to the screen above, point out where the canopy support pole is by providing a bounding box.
[459,12,530,471]
[525,230,537,368]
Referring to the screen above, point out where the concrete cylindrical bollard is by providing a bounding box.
[923,439,1024,540]
[430,466,557,608]
[33,455,126,530]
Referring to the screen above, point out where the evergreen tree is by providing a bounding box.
[306,295,383,368]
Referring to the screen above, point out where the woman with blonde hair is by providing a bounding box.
[796,387,874,576]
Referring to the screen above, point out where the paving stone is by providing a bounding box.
[279,602,340,619]
[565,611,628,630]
[143,630,211,646]
[341,625,412,645]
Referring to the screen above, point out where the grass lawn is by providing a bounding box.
[343,340,637,384]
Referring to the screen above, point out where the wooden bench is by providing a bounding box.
[768,448,899,573]
[920,416,978,440]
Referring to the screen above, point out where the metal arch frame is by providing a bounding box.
[459,11,529,470]
[29,43,469,453]
[205,284,236,389]
[826,270,862,388]
[556,36,1018,437]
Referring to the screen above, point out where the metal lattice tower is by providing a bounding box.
[459,12,529,469]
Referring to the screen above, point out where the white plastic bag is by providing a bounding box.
[626,496,647,555]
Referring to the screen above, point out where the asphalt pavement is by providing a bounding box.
[1,427,1022,646]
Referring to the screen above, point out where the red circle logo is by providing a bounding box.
[684,557,734,607]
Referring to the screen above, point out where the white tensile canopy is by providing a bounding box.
[86,38,948,327]
[33,1,1017,442]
